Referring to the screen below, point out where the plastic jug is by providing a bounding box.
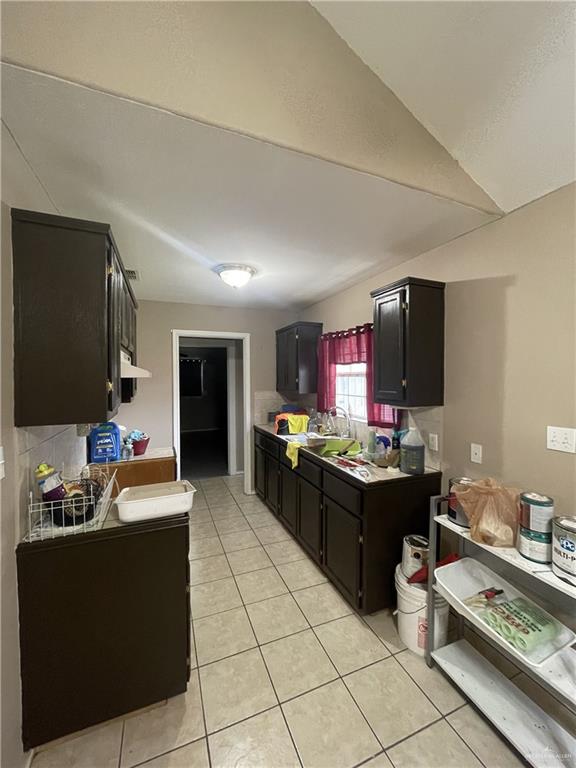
[90,422,121,463]
[400,428,425,475]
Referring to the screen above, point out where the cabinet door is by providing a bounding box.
[107,247,122,416]
[373,288,406,404]
[265,455,280,514]
[120,282,131,350]
[285,328,299,391]
[323,496,362,607]
[255,447,266,500]
[276,330,288,391]
[297,477,322,562]
[279,464,298,533]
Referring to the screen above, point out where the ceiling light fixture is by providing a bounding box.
[215,264,256,288]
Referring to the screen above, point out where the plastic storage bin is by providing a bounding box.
[115,480,195,523]
[434,557,574,666]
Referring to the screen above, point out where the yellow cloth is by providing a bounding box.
[287,414,309,434]
[286,441,304,469]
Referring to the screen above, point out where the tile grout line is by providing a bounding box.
[443,716,490,768]
[203,496,306,768]
[116,720,125,768]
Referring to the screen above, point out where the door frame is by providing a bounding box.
[172,330,253,494]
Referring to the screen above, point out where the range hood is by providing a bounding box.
[121,350,151,379]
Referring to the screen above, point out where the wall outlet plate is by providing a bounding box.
[547,426,576,453]
[429,433,439,451]
[470,443,483,464]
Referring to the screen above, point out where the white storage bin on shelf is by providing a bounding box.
[435,558,575,667]
[115,480,195,523]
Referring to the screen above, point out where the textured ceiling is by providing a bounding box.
[313,1,576,211]
[1,65,495,309]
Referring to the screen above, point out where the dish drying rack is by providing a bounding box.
[24,465,117,542]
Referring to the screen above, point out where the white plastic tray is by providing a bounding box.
[434,558,575,666]
[115,480,195,523]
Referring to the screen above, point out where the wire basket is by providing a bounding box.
[24,465,117,542]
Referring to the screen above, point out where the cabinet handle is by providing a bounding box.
[401,378,407,388]
[106,380,113,393]
[107,265,114,276]
[358,535,364,544]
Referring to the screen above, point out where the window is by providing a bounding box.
[335,362,368,421]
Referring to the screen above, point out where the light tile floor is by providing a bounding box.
[32,475,530,768]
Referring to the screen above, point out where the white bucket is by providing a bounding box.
[395,563,449,656]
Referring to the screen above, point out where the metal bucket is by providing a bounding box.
[401,535,429,579]
[448,477,474,528]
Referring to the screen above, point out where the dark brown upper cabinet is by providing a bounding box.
[371,277,445,408]
[276,322,323,395]
[11,209,137,426]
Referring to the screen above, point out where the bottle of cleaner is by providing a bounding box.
[400,428,425,475]
[90,422,121,463]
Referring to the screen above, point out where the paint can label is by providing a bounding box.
[517,526,552,563]
[520,493,554,533]
[417,616,428,649]
[552,520,576,585]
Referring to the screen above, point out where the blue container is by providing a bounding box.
[90,422,121,463]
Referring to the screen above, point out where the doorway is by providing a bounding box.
[179,345,228,479]
[172,330,252,493]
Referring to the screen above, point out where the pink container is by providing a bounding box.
[132,437,150,456]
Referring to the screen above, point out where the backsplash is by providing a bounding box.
[404,407,444,471]
[253,391,285,426]
[16,425,87,540]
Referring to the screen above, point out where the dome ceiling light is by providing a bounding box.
[215,264,256,288]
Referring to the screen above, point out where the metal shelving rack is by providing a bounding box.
[426,495,576,768]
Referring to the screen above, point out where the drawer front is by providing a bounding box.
[255,430,266,449]
[323,472,362,515]
[297,454,322,488]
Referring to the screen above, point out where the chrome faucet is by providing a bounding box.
[327,405,352,439]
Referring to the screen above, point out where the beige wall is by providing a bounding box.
[1,1,497,214]
[117,300,295,449]
[301,183,576,513]
[1,134,87,767]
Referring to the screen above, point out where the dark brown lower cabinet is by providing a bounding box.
[265,454,280,513]
[279,464,298,533]
[323,496,362,606]
[255,446,266,499]
[254,426,441,614]
[17,514,190,749]
[297,477,323,562]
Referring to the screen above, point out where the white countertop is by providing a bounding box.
[111,447,175,464]
[255,424,439,485]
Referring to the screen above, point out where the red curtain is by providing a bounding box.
[317,324,397,428]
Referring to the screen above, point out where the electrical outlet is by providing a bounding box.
[429,433,439,452]
[547,426,576,453]
[470,443,483,464]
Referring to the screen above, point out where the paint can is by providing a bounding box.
[517,526,552,564]
[401,535,429,579]
[552,517,576,586]
[448,477,474,528]
[520,492,554,533]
